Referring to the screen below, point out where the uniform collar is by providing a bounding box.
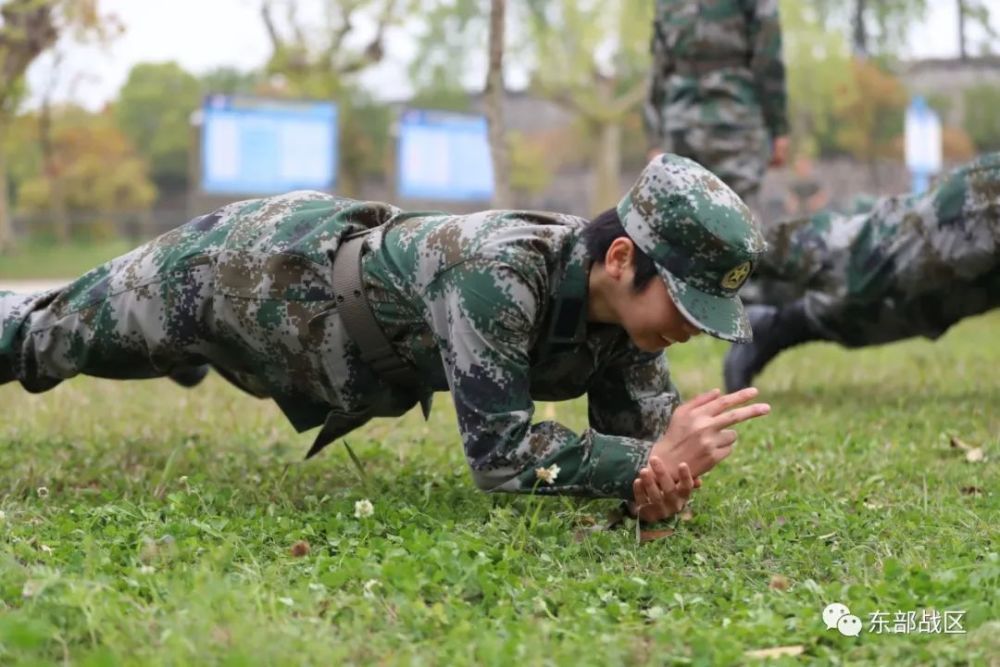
[545,236,591,347]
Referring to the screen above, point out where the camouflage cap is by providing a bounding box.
[616,153,766,343]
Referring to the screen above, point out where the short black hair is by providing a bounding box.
[582,207,659,292]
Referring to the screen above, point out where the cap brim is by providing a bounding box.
[658,267,752,343]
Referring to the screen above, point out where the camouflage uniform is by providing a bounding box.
[757,152,1000,345]
[646,0,788,206]
[2,155,763,500]
[723,153,1000,390]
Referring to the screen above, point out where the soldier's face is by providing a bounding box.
[596,237,703,352]
[619,274,702,353]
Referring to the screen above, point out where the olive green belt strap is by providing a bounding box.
[330,231,423,390]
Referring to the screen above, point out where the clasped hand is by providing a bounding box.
[629,387,771,524]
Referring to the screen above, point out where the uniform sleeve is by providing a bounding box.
[747,0,789,139]
[587,340,679,442]
[424,258,653,499]
[644,8,673,151]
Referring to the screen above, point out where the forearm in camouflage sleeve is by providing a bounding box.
[427,260,650,499]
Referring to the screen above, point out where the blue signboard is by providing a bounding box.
[904,96,942,195]
[200,95,338,195]
[397,109,494,201]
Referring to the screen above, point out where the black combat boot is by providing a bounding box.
[723,300,825,391]
[168,365,210,388]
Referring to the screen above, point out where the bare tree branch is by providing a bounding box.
[607,78,648,118]
[0,0,59,109]
[337,0,397,74]
[286,0,306,48]
[328,2,356,58]
[260,0,283,51]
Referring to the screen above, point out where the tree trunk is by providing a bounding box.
[39,95,70,243]
[485,0,511,208]
[592,121,622,214]
[0,136,12,252]
[958,0,968,60]
[852,0,868,57]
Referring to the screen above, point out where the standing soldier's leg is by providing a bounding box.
[671,125,781,304]
[671,126,770,213]
[725,153,1000,390]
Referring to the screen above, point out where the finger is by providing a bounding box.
[703,387,760,417]
[640,467,665,504]
[712,402,771,429]
[677,462,694,493]
[714,443,735,463]
[714,429,738,449]
[633,479,649,508]
[692,477,703,489]
[648,456,676,493]
[681,388,722,413]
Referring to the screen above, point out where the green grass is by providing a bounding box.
[1,312,998,666]
[0,240,133,280]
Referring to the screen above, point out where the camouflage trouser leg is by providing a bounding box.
[753,153,1000,346]
[0,231,219,393]
[803,269,1000,347]
[1,290,39,385]
[667,125,770,213]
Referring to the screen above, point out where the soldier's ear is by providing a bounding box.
[604,237,635,280]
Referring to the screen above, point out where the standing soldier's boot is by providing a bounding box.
[723,300,826,391]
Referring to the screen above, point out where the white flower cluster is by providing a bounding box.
[354,499,374,518]
[535,464,561,484]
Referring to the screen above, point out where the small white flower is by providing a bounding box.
[0,510,6,521]
[362,579,380,598]
[535,464,561,484]
[644,606,665,620]
[22,580,42,598]
[278,597,294,607]
[138,565,155,575]
[354,499,374,518]
[39,544,52,554]
[36,487,49,498]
